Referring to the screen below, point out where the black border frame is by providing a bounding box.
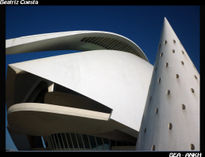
[1,2,204,154]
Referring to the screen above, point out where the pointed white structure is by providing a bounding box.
[136,17,200,151]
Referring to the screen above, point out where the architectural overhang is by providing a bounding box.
[6,30,148,61]
[7,102,137,142]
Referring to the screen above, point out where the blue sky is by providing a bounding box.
[5,5,200,151]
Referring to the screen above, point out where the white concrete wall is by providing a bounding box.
[136,18,200,151]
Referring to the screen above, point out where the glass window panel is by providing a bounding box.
[57,133,64,149]
[111,140,116,147]
[46,133,134,150]
[82,134,90,149]
[128,141,135,146]
[89,136,96,149]
[96,137,103,145]
[53,134,59,149]
[62,133,69,149]
[44,138,48,148]
[66,133,73,149]
[116,141,123,146]
[121,141,128,146]
[75,134,80,149]
[76,134,84,149]
[51,135,56,150]
[102,138,110,150]
[45,137,50,149]
[124,141,129,146]
[49,136,54,149]
[71,133,78,148]
[95,137,104,150]
[60,133,67,149]
[103,138,109,145]
[80,134,85,149]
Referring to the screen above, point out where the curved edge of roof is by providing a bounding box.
[6,30,149,62]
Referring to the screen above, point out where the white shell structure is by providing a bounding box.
[136,18,200,151]
[6,30,153,150]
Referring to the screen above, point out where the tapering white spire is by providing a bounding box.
[136,17,200,151]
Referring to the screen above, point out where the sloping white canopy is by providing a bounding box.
[6,30,148,61]
[7,50,153,132]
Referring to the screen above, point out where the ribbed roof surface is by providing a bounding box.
[6,30,148,61]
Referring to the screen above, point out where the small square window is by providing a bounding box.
[168,123,172,130]
[182,104,186,110]
[167,90,171,95]
[155,108,158,114]
[151,145,155,151]
[191,88,195,93]
[176,74,179,78]
[190,144,195,150]
[158,77,161,83]
[144,128,146,133]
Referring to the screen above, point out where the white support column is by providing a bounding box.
[136,17,200,151]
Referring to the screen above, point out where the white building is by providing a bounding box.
[6,18,200,151]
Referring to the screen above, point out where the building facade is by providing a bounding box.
[6,18,200,151]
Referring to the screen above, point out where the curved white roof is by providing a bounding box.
[6,30,148,61]
[7,50,153,132]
